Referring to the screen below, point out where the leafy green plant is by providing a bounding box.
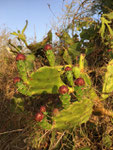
[99,11,113,49]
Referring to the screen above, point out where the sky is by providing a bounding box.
[0,0,65,42]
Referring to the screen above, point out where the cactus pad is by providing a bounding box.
[53,98,93,130]
[102,59,113,99]
[27,66,64,95]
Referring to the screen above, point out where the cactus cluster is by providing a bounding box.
[11,21,113,134]
[13,49,97,130]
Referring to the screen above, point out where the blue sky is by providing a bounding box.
[0,0,64,41]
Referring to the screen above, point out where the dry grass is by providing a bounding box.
[0,52,17,100]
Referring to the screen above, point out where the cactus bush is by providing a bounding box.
[9,20,113,149]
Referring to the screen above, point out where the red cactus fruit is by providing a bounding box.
[44,44,52,51]
[16,53,26,61]
[74,78,85,86]
[13,77,21,84]
[40,106,46,113]
[65,66,72,71]
[59,85,69,94]
[107,49,112,52]
[35,112,44,122]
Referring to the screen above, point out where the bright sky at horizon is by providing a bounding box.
[0,0,65,42]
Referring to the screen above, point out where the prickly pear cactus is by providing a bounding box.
[16,54,35,83]
[14,50,96,131]
[14,46,99,131]
[12,22,113,130]
[25,54,35,74]
[72,54,92,87]
[45,49,56,66]
[16,65,65,95]
[63,49,72,64]
[27,66,65,95]
[59,93,71,109]
[10,21,113,150]
[65,69,74,86]
[16,60,28,83]
[52,55,96,130]
[53,72,97,130]
[102,59,113,99]
[53,98,93,130]
[16,81,29,95]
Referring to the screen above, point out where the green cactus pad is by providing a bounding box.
[65,71,74,86]
[60,93,71,108]
[72,66,81,78]
[74,86,85,101]
[102,59,113,99]
[17,60,28,83]
[63,49,72,64]
[53,98,93,130]
[17,54,35,81]
[17,82,31,96]
[27,66,64,95]
[46,50,55,66]
[25,54,35,74]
